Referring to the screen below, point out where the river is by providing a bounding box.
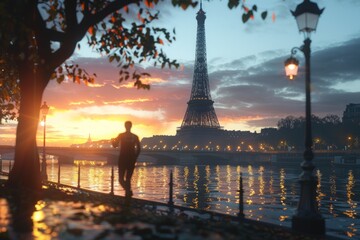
[1,157,359,239]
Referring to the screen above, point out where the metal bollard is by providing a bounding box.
[77,164,81,188]
[168,170,174,207]
[57,161,61,184]
[110,165,114,195]
[238,172,245,218]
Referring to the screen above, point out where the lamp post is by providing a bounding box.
[284,0,325,235]
[40,101,49,181]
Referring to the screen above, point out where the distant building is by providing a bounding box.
[70,134,113,148]
[260,128,278,136]
[141,130,258,152]
[342,103,360,124]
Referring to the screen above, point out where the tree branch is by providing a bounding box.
[65,0,77,30]
[50,0,140,70]
[44,29,67,42]
[33,6,53,87]
[83,0,140,28]
[83,0,90,16]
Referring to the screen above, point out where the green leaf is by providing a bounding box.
[57,74,65,83]
[242,13,249,23]
[228,0,240,9]
[261,11,268,20]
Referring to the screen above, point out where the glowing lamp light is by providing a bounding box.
[284,56,299,80]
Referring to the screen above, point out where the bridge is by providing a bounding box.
[0,145,272,165]
[1,145,354,165]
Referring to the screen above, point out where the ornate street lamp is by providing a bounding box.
[284,0,325,235]
[40,101,50,181]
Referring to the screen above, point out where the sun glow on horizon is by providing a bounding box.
[103,98,151,104]
[5,107,277,147]
[32,104,178,147]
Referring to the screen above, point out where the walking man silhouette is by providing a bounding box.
[112,121,141,198]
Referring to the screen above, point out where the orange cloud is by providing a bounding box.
[112,77,166,89]
[218,116,268,133]
[141,77,166,84]
[69,100,95,106]
[88,83,105,88]
[103,98,151,104]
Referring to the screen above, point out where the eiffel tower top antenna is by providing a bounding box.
[200,0,202,10]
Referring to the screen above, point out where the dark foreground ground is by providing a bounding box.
[0,179,337,240]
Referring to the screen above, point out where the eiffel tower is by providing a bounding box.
[141,1,253,150]
[178,1,221,135]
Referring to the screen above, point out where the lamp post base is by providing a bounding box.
[292,215,325,235]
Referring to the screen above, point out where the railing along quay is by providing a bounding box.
[0,158,246,220]
[44,172,255,227]
[49,162,247,218]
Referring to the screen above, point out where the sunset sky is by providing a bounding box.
[1,0,360,147]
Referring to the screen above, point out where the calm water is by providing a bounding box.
[1,158,359,239]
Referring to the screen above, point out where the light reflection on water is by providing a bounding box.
[0,199,9,233]
[1,159,359,238]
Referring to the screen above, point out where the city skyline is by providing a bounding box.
[1,0,360,146]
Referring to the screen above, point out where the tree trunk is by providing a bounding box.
[8,66,47,191]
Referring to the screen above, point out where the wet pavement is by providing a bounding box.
[0,180,332,239]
